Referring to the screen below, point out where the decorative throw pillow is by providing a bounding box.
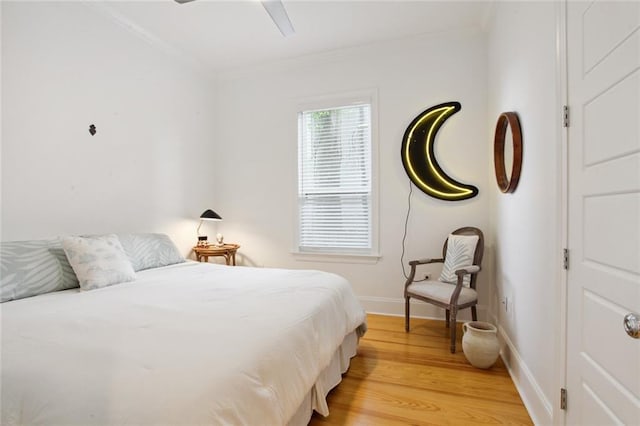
[439,234,479,287]
[62,234,136,291]
[1,239,79,302]
[117,233,185,271]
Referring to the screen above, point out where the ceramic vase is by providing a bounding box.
[462,321,500,369]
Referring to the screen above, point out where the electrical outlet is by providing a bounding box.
[501,296,509,313]
[500,293,515,320]
[508,294,515,320]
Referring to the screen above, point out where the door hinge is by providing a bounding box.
[563,248,569,270]
[563,105,570,127]
[560,388,567,410]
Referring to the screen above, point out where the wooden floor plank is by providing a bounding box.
[309,314,532,425]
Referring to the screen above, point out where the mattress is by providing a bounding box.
[0,261,366,425]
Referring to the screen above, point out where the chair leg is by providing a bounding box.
[445,309,450,328]
[471,305,477,321]
[405,297,410,332]
[449,308,458,353]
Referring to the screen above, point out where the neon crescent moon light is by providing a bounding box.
[401,102,478,201]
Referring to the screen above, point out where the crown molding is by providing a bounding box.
[82,1,213,81]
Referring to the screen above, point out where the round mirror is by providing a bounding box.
[493,112,522,193]
[503,127,514,180]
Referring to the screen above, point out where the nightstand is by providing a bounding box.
[193,244,240,266]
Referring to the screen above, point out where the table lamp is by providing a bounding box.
[197,209,222,247]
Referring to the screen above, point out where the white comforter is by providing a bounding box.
[1,262,366,425]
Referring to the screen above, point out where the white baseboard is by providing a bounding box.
[359,296,488,322]
[497,325,553,425]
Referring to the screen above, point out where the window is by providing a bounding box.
[297,97,375,256]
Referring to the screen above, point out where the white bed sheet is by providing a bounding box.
[1,261,366,425]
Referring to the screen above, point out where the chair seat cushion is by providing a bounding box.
[407,281,478,305]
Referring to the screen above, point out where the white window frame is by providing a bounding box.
[293,89,379,262]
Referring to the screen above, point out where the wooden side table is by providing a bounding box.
[193,244,240,266]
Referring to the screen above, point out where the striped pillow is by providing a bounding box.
[1,239,79,302]
[117,233,185,272]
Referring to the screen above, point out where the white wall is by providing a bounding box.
[487,2,562,424]
[1,2,217,254]
[214,29,491,319]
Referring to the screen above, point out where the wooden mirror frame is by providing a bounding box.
[493,112,522,193]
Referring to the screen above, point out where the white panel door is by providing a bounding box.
[566,1,640,425]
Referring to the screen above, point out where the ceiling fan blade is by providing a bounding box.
[174,0,295,38]
[261,0,295,37]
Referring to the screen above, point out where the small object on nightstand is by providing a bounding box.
[193,244,240,266]
[215,233,224,246]
[197,236,209,247]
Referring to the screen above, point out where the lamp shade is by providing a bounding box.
[200,209,222,221]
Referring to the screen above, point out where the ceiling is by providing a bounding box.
[97,0,492,73]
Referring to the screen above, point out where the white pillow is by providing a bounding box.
[439,234,479,287]
[62,234,136,291]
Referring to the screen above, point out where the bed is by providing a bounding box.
[0,234,366,425]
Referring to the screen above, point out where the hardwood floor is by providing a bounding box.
[309,314,532,425]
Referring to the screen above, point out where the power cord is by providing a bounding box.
[400,180,412,280]
[401,180,428,283]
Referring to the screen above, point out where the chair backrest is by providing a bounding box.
[442,227,484,289]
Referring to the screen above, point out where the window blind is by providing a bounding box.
[298,104,372,252]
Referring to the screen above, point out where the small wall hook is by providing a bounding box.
[89,124,96,136]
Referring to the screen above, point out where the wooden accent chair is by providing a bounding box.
[404,227,484,353]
